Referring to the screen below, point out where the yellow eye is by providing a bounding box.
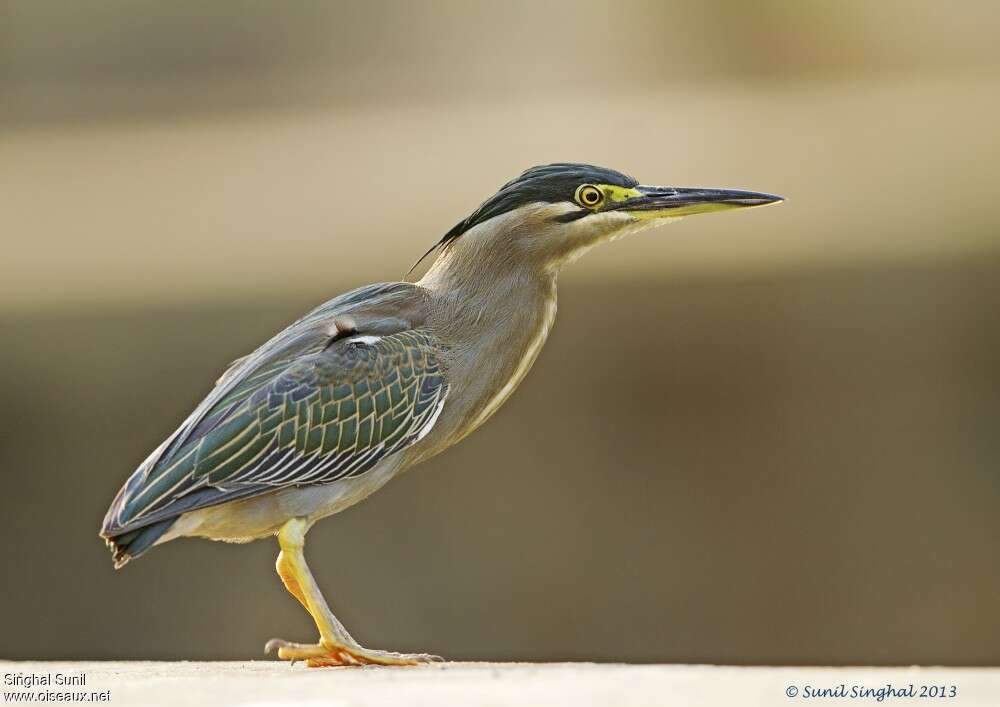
[575,184,604,209]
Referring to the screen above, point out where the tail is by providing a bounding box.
[101,517,176,569]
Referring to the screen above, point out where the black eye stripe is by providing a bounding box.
[552,209,590,223]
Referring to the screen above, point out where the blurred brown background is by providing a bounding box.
[2,0,999,665]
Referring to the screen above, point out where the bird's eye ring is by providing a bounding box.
[575,184,604,209]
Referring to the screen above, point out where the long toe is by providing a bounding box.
[335,645,444,666]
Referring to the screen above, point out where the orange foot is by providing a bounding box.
[265,638,443,667]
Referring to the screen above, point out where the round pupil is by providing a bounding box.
[584,189,599,204]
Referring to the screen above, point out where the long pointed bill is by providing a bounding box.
[612,186,784,220]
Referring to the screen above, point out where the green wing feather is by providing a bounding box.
[102,285,448,538]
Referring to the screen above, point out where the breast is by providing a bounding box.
[468,294,557,431]
[405,264,562,458]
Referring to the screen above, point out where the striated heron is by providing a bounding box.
[101,163,782,666]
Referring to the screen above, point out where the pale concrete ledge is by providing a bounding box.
[2,662,997,706]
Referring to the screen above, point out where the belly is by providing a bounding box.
[161,456,405,543]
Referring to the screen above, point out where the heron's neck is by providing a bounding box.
[418,237,556,335]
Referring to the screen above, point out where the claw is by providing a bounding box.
[264,638,289,654]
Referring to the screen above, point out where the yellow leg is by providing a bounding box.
[275,550,307,610]
[264,517,443,667]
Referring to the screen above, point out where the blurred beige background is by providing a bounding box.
[1,0,999,664]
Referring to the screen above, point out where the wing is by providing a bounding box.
[102,284,448,539]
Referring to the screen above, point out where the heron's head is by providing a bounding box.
[419,163,782,276]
